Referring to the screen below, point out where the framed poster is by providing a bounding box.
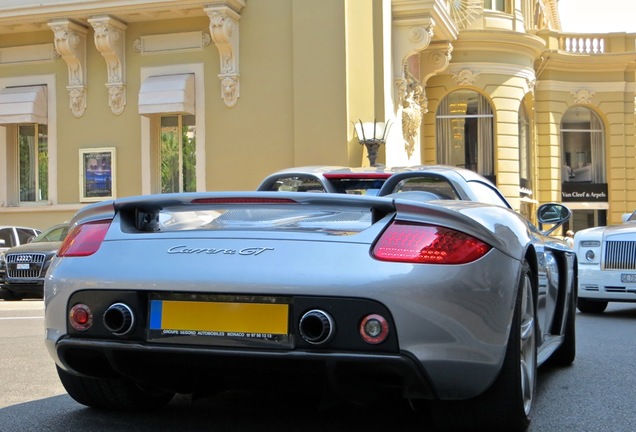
[79,147,116,202]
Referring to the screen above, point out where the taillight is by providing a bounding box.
[191,197,298,204]
[372,221,491,264]
[58,220,111,257]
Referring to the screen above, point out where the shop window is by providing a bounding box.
[561,107,605,183]
[0,84,49,206]
[18,124,48,203]
[436,90,495,181]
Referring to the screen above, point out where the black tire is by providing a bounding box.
[576,297,608,314]
[57,366,175,410]
[546,286,576,366]
[431,261,536,432]
[1,289,24,301]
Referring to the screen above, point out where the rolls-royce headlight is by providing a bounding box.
[585,250,595,261]
[581,241,600,247]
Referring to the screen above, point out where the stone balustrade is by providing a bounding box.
[536,30,636,55]
[559,35,606,54]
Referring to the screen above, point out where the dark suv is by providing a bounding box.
[2,223,68,300]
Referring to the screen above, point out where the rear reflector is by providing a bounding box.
[58,220,111,257]
[69,303,93,331]
[372,221,491,264]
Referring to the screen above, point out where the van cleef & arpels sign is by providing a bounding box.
[561,183,608,202]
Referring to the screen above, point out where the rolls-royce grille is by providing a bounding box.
[6,253,46,279]
[604,241,636,270]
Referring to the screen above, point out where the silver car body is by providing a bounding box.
[44,166,576,430]
[574,210,636,312]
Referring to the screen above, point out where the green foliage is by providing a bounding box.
[160,115,196,193]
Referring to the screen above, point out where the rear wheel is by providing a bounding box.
[57,366,175,410]
[576,298,607,314]
[431,261,536,432]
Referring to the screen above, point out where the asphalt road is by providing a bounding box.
[1,300,635,431]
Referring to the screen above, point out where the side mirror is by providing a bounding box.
[537,203,571,236]
[0,239,5,247]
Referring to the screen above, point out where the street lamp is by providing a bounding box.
[354,119,391,166]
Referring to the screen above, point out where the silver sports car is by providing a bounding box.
[44,166,576,432]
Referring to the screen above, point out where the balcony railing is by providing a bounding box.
[537,31,636,55]
[559,35,606,54]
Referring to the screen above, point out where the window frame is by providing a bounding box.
[436,90,495,181]
[0,75,56,208]
[139,64,205,195]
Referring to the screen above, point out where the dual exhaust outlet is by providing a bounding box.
[101,304,337,344]
[79,303,386,346]
[103,303,135,336]
[102,304,337,344]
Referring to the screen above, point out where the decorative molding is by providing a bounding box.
[571,89,595,104]
[89,16,127,115]
[392,17,434,80]
[396,61,424,159]
[48,19,88,118]
[421,42,453,84]
[449,0,481,30]
[0,43,56,66]
[392,10,436,160]
[452,69,480,86]
[448,62,536,81]
[132,31,211,55]
[205,1,245,108]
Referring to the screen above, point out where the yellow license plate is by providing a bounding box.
[148,295,290,345]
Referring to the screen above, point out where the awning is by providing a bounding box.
[562,202,610,210]
[138,74,195,116]
[0,85,47,124]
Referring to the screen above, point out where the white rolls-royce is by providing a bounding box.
[574,210,636,313]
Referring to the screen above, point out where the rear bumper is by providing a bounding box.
[53,337,438,399]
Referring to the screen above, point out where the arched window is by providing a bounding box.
[436,90,495,180]
[561,107,605,183]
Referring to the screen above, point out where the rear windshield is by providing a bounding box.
[265,176,386,195]
[151,207,373,235]
[391,177,459,200]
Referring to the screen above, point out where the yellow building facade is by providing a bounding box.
[0,0,634,232]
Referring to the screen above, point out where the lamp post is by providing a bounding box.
[354,120,391,166]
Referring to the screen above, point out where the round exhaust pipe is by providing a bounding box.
[298,309,335,345]
[103,303,135,336]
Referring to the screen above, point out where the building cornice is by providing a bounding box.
[453,30,547,59]
[538,51,636,73]
[447,62,536,81]
[0,0,228,34]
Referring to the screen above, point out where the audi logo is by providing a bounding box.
[15,255,33,262]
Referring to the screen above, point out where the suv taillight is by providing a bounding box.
[58,220,111,257]
[372,221,491,264]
